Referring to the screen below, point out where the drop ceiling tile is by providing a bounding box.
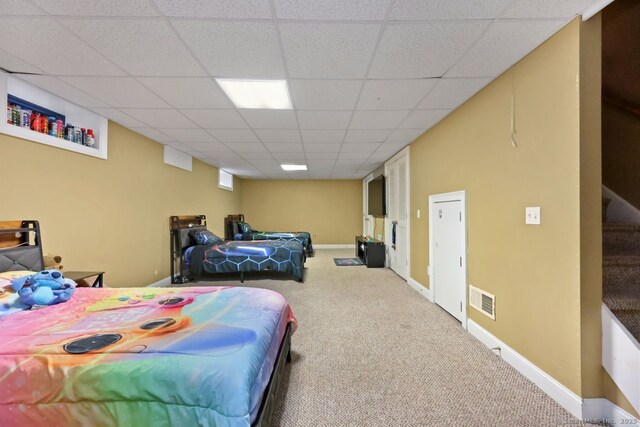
[272,153,306,162]
[357,79,438,110]
[399,109,451,129]
[31,0,157,15]
[418,78,491,109]
[138,78,232,109]
[289,79,362,110]
[173,21,285,78]
[301,130,346,143]
[446,20,566,78]
[155,0,271,18]
[255,129,301,143]
[240,110,297,129]
[340,143,380,153]
[390,0,512,20]
[501,0,593,18]
[304,143,342,152]
[265,143,304,153]
[59,77,169,108]
[227,142,267,153]
[385,128,425,144]
[159,127,216,142]
[0,49,42,73]
[241,152,277,160]
[376,142,408,154]
[307,159,336,168]
[335,157,364,166]
[274,0,391,20]
[164,141,192,151]
[280,22,380,79]
[369,21,489,79]
[207,129,259,143]
[122,109,195,128]
[350,110,410,130]
[18,75,108,108]
[309,170,334,178]
[184,110,247,129]
[0,18,123,76]
[306,152,338,159]
[90,108,147,129]
[183,142,230,153]
[297,111,352,130]
[1,0,45,15]
[339,151,376,159]
[131,127,173,142]
[344,129,393,143]
[61,19,204,77]
[369,151,394,161]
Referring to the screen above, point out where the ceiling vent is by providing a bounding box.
[469,285,495,320]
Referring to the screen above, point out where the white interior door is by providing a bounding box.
[386,154,409,280]
[432,196,466,323]
[363,177,374,236]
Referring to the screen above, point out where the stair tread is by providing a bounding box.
[604,287,640,310]
[610,309,640,342]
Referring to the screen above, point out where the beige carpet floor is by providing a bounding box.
[177,249,599,427]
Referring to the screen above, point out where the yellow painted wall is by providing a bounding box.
[0,122,243,287]
[409,19,590,395]
[241,180,362,244]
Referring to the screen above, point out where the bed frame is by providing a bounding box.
[170,215,206,284]
[0,220,44,272]
[224,213,245,241]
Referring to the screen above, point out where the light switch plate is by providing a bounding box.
[526,207,541,225]
[417,209,421,219]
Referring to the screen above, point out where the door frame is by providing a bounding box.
[384,146,410,279]
[363,173,374,236]
[429,190,468,330]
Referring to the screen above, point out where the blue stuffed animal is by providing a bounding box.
[11,270,76,308]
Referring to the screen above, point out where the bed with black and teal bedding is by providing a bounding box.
[225,214,314,255]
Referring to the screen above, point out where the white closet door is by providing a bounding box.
[387,154,408,280]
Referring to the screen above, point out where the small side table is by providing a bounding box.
[65,271,105,288]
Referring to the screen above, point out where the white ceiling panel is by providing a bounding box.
[173,21,285,78]
[340,143,380,153]
[160,128,216,142]
[304,143,342,152]
[90,108,147,128]
[297,111,352,130]
[240,110,298,129]
[385,128,425,144]
[182,142,230,153]
[32,0,158,16]
[227,143,268,153]
[501,0,594,18]
[272,153,307,162]
[121,109,196,128]
[446,20,567,78]
[376,142,409,154]
[264,143,304,153]
[301,130,346,143]
[418,78,491,109]
[339,151,376,159]
[344,129,393,143]
[307,159,337,167]
[206,129,259,143]
[138,78,232,109]
[241,152,278,160]
[61,19,204,77]
[307,152,339,159]
[357,79,438,110]
[0,49,42,73]
[154,0,271,18]
[1,0,45,15]
[184,109,247,129]
[60,77,169,108]
[255,129,301,143]
[280,22,380,79]
[399,109,451,129]
[18,75,108,108]
[289,79,362,110]
[335,158,364,166]
[164,141,193,151]
[350,110,410,130]
[131,128,173,142]
[369,21,489,78]
[0,18,123,76]
[274,0,391,20]
[390,0,513,20]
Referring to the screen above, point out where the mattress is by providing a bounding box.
[0,285,297,426]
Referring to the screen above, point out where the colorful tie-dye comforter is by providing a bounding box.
[0,284,297,426]
[235,231,313,255]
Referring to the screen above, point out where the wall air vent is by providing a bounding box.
[469,285,495,320]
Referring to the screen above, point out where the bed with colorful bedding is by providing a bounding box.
[225,215,313,255]
[0,274,297,427]
[171,216,305,285]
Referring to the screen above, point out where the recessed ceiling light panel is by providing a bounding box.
[281,164,307,171]
[216,79,292,109]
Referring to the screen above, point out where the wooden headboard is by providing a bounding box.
[224,214,245,240]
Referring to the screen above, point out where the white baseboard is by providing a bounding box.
[313,244,356,249]
[407,276,433,302]
[468,319,639,425]
[147,276,171,288]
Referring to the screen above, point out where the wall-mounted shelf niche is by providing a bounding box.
[1,73,108,159]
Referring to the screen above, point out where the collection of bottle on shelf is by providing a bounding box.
[6,102,95,147]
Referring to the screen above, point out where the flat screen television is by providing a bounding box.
[368,175,386,216]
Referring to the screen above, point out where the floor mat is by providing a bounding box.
[333,257,364,266]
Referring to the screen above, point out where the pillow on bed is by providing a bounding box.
[189,229,223,245]
[237,221,253,233]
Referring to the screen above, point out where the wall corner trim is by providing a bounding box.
[407,276,433,302]
[467,319,638,425]
[147,276,171,288]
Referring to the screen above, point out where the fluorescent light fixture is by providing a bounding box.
[281,164,307,171]
[216,79,292,109]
